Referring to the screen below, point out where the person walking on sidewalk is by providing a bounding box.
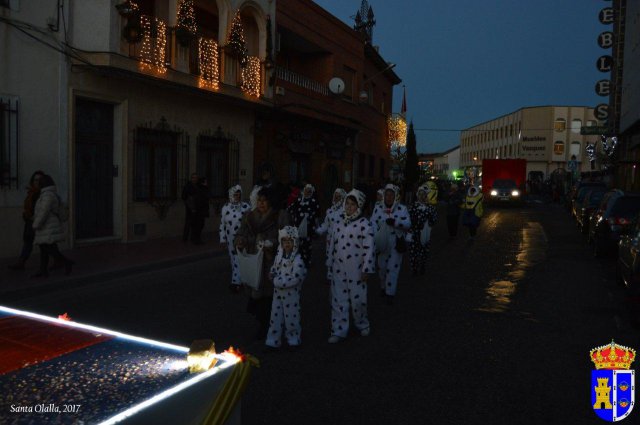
[446,183,463,238]
[326,189,375,343]
[220,185,251,293]
[408,185,438,276]
[462,186,484,242]
[266,226,307,349]
[31,175,74,278]
[182,173,199,243]
[8,170,45,270]
[371,184,411,304]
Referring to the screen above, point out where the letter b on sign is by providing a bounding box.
[598,32,614,49]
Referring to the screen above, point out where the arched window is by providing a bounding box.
[571,119,582,134]
[570,141,581,158]
[553,141,565,155]
[554,118,566,132]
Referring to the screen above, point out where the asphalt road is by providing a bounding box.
[7,202,640,425]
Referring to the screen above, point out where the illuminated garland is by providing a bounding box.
[227,10,248,67]
[199,37,220,90]
[176,0,197,35]
[140,15,167,73]
[241,55,261,97]
[388,113,407,150]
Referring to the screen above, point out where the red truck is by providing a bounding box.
[481,159,527,204]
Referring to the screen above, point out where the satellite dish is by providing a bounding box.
[329,77,345,95]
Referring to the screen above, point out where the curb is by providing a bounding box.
[2,250,226,302]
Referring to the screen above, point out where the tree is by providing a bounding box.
[404,121,419,191]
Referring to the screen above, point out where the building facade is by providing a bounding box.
[460,106,603,181]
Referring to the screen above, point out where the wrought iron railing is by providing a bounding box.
[275,66,329,96]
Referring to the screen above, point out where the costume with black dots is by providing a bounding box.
[326,190,375,338]
[316,189,346,280]
[219,185,251,286]
[408,201,438,274]
[371,185,411,297]
[266,226,307,348]
[287,185,320,267]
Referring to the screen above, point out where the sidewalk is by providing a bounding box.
[0,235,226,300]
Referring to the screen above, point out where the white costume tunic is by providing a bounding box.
[219,186,251,285]
[266,226,307,347]
[327,190,376,338]
[316,188,346,279]
[371,185,411,296]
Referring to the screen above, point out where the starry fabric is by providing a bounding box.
[220,200,251,285]
[371,201,411,296]
[408,201,438,273]
[266,243,306,347]
[287,192,320,267]
[327,216,375,338]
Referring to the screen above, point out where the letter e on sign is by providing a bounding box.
[596,55,613,72]
[599,8,614,25]
[594,104,610,121]
[598,31,614,49]
[595,80,611,96]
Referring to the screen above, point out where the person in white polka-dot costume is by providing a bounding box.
[265,226,307,348]
[326,189,376,343]
[219,185,251,292]
[370,184,411,304]
[316,188,346,281]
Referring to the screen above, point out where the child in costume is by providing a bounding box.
[219,185,251,292]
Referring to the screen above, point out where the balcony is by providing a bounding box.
[275,67,329,96]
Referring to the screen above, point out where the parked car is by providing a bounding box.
[570,181,607,216]
[617,213,640,328]
[588,190,640,257]
[487,178,522,205]
[576,188,607,234]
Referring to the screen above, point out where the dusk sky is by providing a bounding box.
[313,0,610,153]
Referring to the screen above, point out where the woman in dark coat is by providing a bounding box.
[287,184,320,267]
[235,188,291,339]
[9,170,45,270]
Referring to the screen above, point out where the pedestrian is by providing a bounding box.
[316,188,346,281]
[326,189,375,343]
[235,188,291,340]
[425,180,439,205]
[8,170,45,270]
[266,226,307,350]
[31,174,74,278]
[287,184,320,268]
[371,184,411,304]
[461,186,484,241]
[219,185,251,293]
[446,183,463,238]
[182,173,199,243]
[250,165,287,210]
[408,185,438,276]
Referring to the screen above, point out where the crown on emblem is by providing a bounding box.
[590,340,636,370]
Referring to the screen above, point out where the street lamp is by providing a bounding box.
[359,63,397,103]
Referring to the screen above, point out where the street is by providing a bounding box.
[7,202,638,425]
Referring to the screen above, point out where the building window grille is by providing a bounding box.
[554,118,566,132]
[197,127,239,198]
[133,124,183,201]
[0,96,19,189]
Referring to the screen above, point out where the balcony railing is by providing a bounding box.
[275,67,329,96]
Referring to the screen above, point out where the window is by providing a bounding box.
[289,157,309,185]
[553,141,565,155]
[570,141,581,158]
[571,119,582,134]
[554,118,566,132]
[197,133,239,198]
[134,127,178,201]
[0,96,18,189]
[380,158,385,179]
[342,66,356,102]
[587,120,597,127]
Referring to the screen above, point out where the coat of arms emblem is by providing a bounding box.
[591,340,636,422]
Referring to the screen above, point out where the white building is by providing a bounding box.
[460,106,603,180]
[0,0,275,258]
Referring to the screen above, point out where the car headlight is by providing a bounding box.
[511,190,519,197]
[490,190,498,196]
